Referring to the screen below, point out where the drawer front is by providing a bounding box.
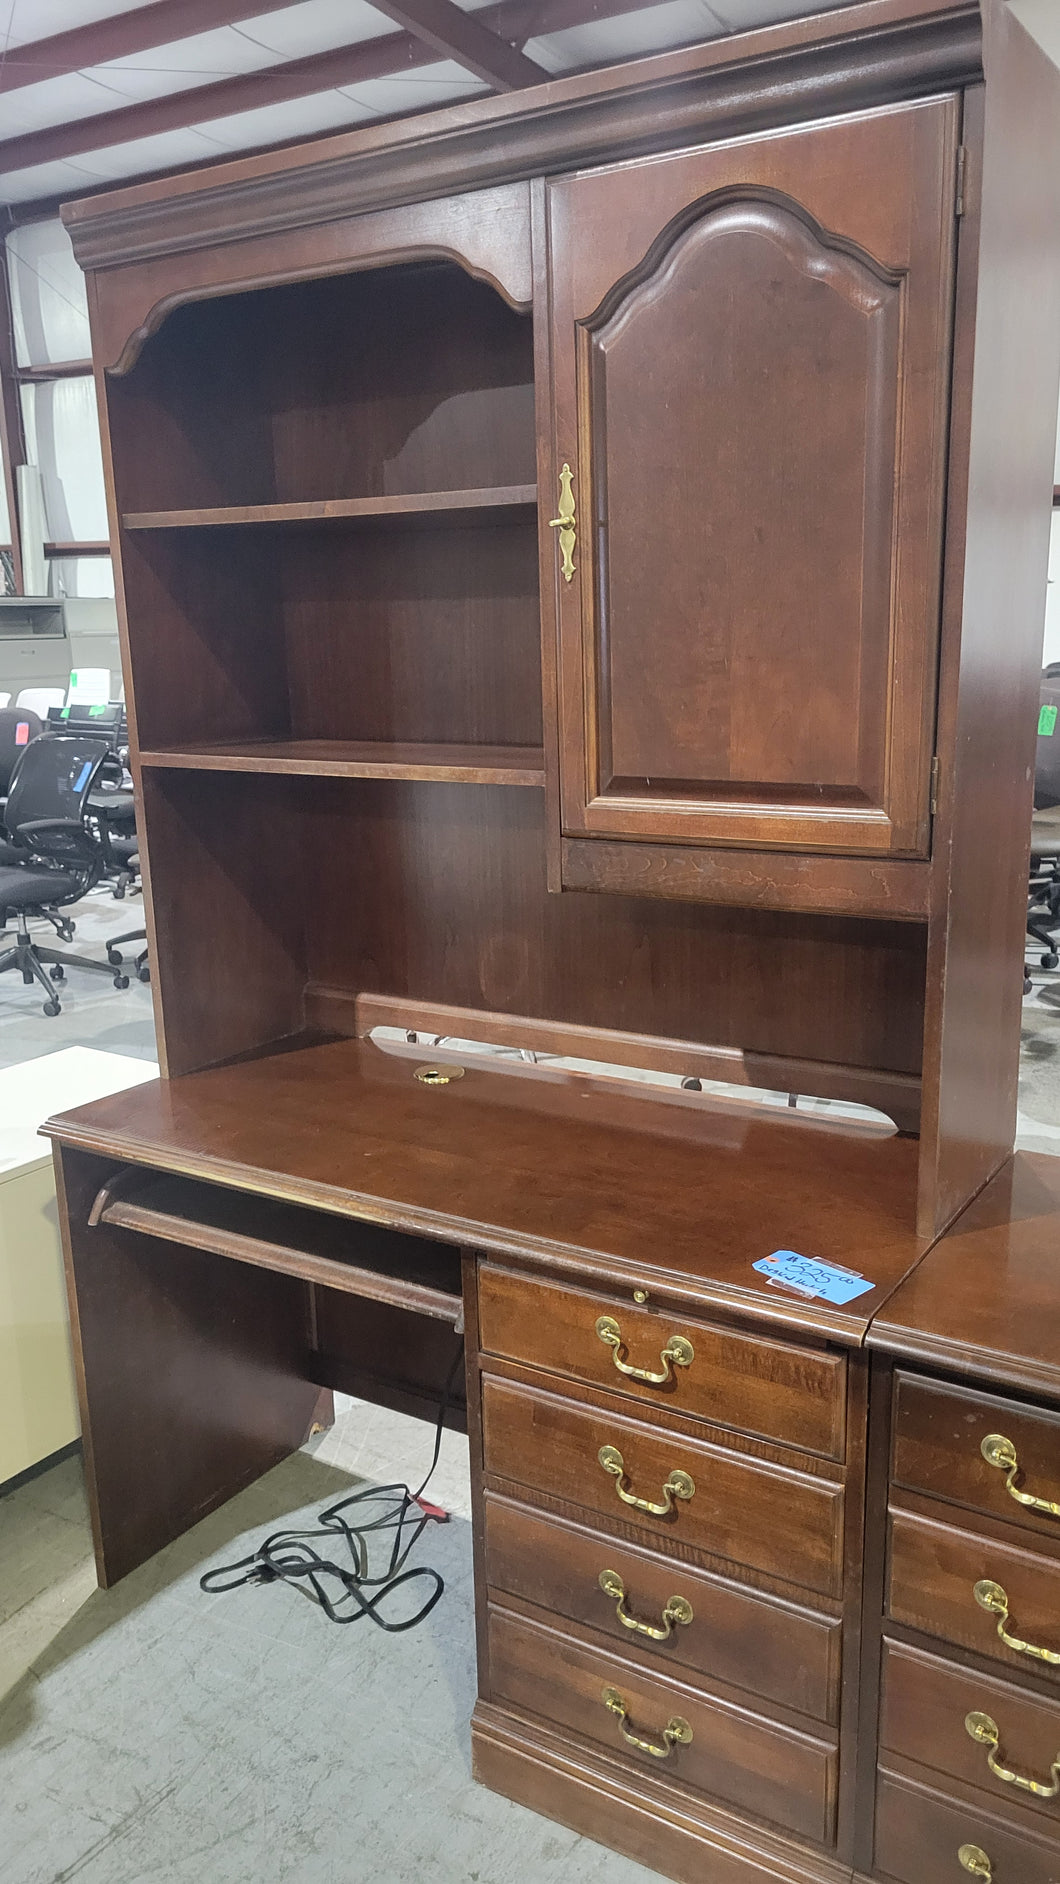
[481,1374,845,1596]
[483,1491,841,1722]
[893,1375,1060,1542]
[880,1640,1060,1830]
[874,1766,1060,1884]
[478,1265,846,1459]
[889,1507,1060,1680]
[488,1603,838,1845]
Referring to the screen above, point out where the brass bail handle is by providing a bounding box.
[965,1710,1060,1798]
[598,1444,695,1517]
[595,1315,694,1386]
[974,1578,1060,1665]
[598,1569,694,1641]
[980,1433,1060,1518]
[958,1847,992,1881]
[601,1686,692,1760]
[548,462,577,584]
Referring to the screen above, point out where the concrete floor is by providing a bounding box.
[1018,968,1060,1152]
[3,887,1060,1883]
[0,887,156,1074]
[0,1401,658,1884]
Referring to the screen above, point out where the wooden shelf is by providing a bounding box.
[138,739,546,786]
[122,486,538,531]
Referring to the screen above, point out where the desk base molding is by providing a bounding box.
[470,1701,851,1884]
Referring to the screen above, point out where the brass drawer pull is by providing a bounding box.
[598,1444,695,1516]
[974,1579,1060,1665]
[981,1433,1060,1518]
[601,1685,692,1758]
[598,1569,693,1640]
[964,1710,1060,1797]
[595,1315,694,1385]
[548,462,577,583]
[958,1846,992,1880]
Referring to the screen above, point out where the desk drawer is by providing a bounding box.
[478,1266,846,1459]
[880,1640,1060,1831]
[483,1492,841,1722]
[874,1766,1060,1884]
[481,1375,845,1597]
[488,1603,838,1846]
[893,1375,1060,1543]
[889,1507,1060,1680]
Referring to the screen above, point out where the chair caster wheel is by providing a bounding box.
[137,965,151,984]
[1025,975,1034,994]
[43,999,61,1017]
[107,948,122,966]
[113,885,126,901]
[113,974,130,989]
[1042,951,1058,970]
[50,966,65,982]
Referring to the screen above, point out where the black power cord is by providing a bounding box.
[199,1344,464,1633]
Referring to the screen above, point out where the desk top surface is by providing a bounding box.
[869,1149,1060,1401]
[43,1035,931,1345]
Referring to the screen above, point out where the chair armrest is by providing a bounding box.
[15,818,100,871]
[17,817,82,839]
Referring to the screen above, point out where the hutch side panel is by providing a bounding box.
[918,7,1060,1238]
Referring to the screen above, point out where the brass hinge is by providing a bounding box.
[930,755,940,817]
[955,146,967,218]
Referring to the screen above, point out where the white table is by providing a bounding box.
[0,1048,158,1486]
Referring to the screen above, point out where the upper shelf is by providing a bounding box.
[122,486,538,532]
[138,739,546,786]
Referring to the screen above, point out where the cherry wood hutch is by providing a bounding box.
[42,3,1060,1881]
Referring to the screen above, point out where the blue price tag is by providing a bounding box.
[72,760,93,793]
[753,1250,874,1305]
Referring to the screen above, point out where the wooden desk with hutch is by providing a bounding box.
[42,4,1060,1881]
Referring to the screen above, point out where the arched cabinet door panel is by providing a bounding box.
[542,97,960,867]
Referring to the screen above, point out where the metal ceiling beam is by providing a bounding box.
[365,0,546,87]
[0,0,677,177]
[0,36,443,174]
[0,0,692,182]
[0,0,316,95]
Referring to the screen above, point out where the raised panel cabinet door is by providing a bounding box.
[543,97,960,857]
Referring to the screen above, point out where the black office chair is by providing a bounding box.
[0,733,132,1015]
[1026,676,1060,987]
[42,704,137,894]
[107,850,149,982]
[0,707,44,858]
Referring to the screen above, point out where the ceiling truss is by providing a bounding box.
[0,0,682,187]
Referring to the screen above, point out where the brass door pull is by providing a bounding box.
[548,462,576,583]
[598,1569,693,1640]
[958,1846,992,1880]
[964,1710,1060,1797]
[595,1315,694,1385]
[598,1444,695,1516]
[981,1433,1060,1518]
[974,1579,1060,1665]
[601,1686,692,1759]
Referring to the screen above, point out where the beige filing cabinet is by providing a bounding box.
[0,1049,157,1486]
